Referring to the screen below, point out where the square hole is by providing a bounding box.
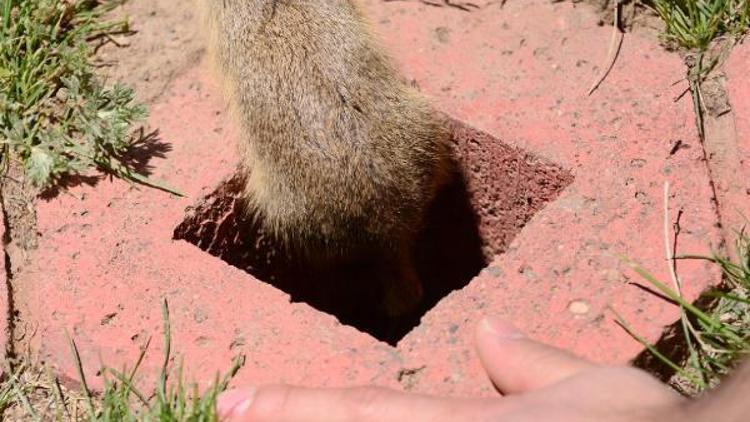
[174,118,573,344]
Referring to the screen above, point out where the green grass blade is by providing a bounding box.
[66,331,97,417]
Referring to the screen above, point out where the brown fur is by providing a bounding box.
[198,0,452,315]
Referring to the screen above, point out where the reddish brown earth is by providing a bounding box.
[1,0,747,398]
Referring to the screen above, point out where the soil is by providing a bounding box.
[1,163,39,256]
[1,358,91,422]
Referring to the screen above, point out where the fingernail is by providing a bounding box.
[480,316,525,339]
[218,388,256,419]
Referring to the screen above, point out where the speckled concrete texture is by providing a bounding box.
[0,211,8,359]
[14,0,731,397]
[724,40,750,231]
[363,0,722,394]
[727,41,750,156]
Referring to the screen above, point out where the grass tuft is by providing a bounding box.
[649,0,750,50]
[0,299,245,420]
[620,230,750,394]
[642,1,749,145]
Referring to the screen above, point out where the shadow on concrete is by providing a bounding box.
[40,128,172,200]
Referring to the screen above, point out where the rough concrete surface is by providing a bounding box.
[0,209,8,359]
[10,0,738,398]
[724,40,750,236]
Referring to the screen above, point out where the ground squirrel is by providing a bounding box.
[198,0,452,316]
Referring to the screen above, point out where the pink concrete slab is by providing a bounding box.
[359,0,721,395]
[0,211,8,359]
[18,0,723,397]
[18,73,405,391]
[725,41,750,226]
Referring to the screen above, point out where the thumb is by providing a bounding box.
[475,316,596,395]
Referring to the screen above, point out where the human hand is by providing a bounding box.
[217,317,685,421]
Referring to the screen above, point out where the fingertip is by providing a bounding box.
[477,316,525,340]
[218,388,256,421]
[475,316,595,395]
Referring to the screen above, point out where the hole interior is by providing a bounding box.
[173,118,573,345]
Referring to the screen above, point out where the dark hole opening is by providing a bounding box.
[174,119,573,344]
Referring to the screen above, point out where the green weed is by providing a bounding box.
[644,1,749,143]
[649,0,750,50]
[619,230,750,393]
[0,300,244,421]
[0,0,179,194]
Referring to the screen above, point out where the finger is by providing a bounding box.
[218,385,492,422]
[475,316,596,395]
[218,388,256,419]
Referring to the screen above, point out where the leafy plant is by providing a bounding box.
[0,0,178,193]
